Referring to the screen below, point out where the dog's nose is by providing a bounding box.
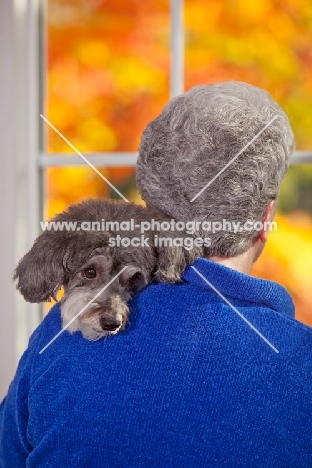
[100,317,121,331]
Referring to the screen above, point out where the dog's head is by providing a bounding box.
[61,246,151,340]
[13,199,156,340]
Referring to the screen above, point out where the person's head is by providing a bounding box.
[136,81,295,259]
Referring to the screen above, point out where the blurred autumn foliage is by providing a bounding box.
[46,0,169,216]
[46,0,312,325]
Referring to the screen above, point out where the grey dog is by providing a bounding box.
[14,199,202,341]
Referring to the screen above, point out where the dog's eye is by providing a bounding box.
[83,268,96,279]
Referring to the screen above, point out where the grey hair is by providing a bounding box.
[136,81,295,257]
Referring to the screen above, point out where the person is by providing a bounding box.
[1,81,312,467]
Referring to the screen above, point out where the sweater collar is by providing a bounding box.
[182,258,295,318]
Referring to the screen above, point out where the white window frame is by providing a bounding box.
[0,0,311,399]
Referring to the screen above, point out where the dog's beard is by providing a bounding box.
[61,290,129,341]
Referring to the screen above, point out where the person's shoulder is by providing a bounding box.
[130,278,312,358]
[131,280,191,308]
[1,303,63,403]
[28,302,62,349]
[16,303,63,371]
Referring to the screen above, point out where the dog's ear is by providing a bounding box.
[13,232,67,303]
[120,266,148,294]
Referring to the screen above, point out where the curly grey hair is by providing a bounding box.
[136,81,295,257]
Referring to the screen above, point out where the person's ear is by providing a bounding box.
[258,199,277,243]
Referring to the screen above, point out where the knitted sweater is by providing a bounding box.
[1,258,312,467]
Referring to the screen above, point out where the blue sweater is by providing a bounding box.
[1,258,312,467]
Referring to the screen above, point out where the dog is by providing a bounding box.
[14,199,203,340]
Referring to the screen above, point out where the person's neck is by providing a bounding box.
[207,241,263,275]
